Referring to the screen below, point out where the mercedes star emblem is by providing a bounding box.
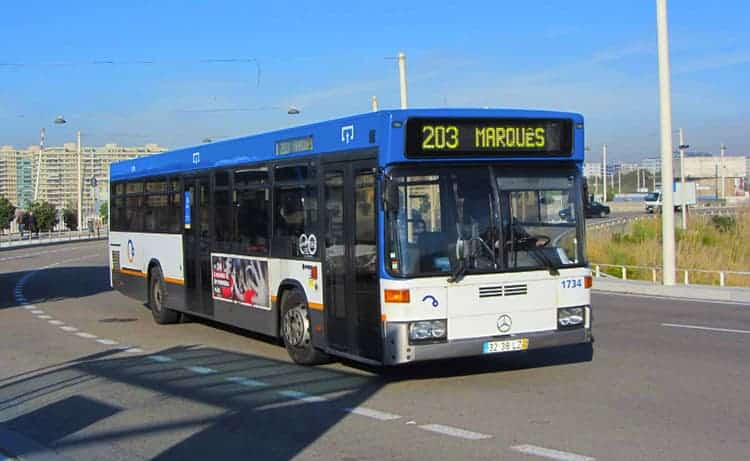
[497,314,512,333]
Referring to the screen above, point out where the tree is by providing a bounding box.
[99,201,108,225]
[0,196,15,231]
[28,201,58,232]
[62,206,78,231]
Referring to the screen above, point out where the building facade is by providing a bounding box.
[0,142,166,219]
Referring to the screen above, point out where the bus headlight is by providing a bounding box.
[558,307,585,328]
[409,320,447,341]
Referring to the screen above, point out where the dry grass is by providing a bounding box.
[587,207,750,287]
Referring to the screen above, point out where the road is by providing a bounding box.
[1,241,748,460]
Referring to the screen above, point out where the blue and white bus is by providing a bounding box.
[109,108,592,365]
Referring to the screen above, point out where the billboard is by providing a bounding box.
[211,253,270,310]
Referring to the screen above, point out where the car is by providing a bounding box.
[559,201,611,220]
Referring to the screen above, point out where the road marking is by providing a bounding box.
[186,366,216,375]
[36,315,52,319]
[595,291,750,307]
[418,424,492,440]
[23,305,35,310]
[30,310,44,314]
[147,355,173,363]
[511,444,595,461]
[345,407,402,421]
[75,332,97,339]
[96,339,119,345]
[48,320,64,325]
[60,326,78,332]
[278,390,327,403]
[117,347,143,353]
[661,323,750,335]
[226,376,268,387]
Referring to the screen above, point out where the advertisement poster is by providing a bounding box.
[211,254,270,309]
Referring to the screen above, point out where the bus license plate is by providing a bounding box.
[483,338,529,354]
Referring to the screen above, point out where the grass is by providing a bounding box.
[587,207,750,287]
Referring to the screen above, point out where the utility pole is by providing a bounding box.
[33,128,45,202]
[656,0,676,286]
[371,96,379,112]
[678,128,688,229]
[602,144,608,203]
[398,52,408,109]
[77,131,83,231]
[618,166,622,195]
[720,144,726,200]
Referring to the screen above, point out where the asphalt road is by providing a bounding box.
[1,241,748,460]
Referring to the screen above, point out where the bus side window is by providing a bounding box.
[273,185,318,258]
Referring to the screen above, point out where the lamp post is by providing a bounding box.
[720,144,726,200]
[602,144,608,203]
[677,128,689,230]
[656,0,676,285]
[398,52,408,109]
[53,116,84,231]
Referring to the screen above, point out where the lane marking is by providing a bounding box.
[118,347,143,353]
[418,424,492,440]
[278,390,327,403]
[30,310,44,314]
[96,339,119,345]
[345,407,402,421]
[48,320,64,325]
[60,326,78,332]
[36,315,52,319]
[225,376,268,387]
[23,306,35,310]
[595,291,750,307]
[186,366,216,375]
[661,323,750,335]
[75,332,97,339]
[147,355,173,363]
[511,444,595,461]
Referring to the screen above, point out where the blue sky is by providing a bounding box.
[1,0,748,161]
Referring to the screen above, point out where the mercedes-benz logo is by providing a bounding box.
[497,314,512,333]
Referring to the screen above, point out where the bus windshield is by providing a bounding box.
[385,165,585,278]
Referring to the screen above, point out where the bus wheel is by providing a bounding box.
[281,289,329,365]
[149,266,180,324]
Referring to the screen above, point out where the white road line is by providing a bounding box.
[511,444,595,461]
[225,376,268,387]
[48,320,64,325]
[30,310,43,314]
[118,347,143,353]
[36,315,52,319]
[23,305,35,310]
[75,332,97,339]
[345,407,402,421]
[418,424,492,440]
[278,390,327,403]
[146,355,173,363]
[186,366,216,375]
[661,323,750,335]
[60,326,78,332]
[96,339,119,345]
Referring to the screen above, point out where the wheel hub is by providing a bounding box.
[283,306,310,348]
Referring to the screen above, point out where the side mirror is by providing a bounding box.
[383,176,400,212]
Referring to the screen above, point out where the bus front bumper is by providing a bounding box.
[383,324,592,365]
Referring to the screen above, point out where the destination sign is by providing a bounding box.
[405,118,573,157]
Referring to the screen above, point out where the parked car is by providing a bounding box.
[559,201,611,220]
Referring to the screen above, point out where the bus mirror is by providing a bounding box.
[383,179,399,212]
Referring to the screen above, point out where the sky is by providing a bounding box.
[1,0,748,162]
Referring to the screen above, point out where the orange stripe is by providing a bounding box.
[165,277,185,286]
[120,268,145,278]
[271,295,278,303]
[380,314,387,322]
[309,302,324,311]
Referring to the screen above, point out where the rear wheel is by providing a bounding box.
[280,289,329,365]
[149,266,180,324]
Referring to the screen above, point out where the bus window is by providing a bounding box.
[274,185,319,258]
[233,188,269,254]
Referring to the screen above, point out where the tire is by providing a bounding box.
[149,266,180,324]
[599,211,606,218]
[280,289,330,365]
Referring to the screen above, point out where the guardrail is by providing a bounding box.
[0,229,108,248]
[591,262,750,288]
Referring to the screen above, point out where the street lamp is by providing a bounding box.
[52,116,84,232]
[677,128,689,229]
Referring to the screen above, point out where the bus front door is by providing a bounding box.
[323,158,381,361]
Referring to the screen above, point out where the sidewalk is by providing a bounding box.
[593,278,750,304]
[0,233,107,251]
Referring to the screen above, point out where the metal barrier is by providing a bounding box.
[0,229,108,248]
[592,262,750,288]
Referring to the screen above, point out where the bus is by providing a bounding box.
[109,108,592,366]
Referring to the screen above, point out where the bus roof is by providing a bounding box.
[110,108,584,180]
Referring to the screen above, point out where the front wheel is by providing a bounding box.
[281,289,330,365]
[149,267,180,324]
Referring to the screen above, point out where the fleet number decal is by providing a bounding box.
[561,278,583,289]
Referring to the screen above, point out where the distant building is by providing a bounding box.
[0,142,167,218]
[583,162,602,178]
[672,155,747,199]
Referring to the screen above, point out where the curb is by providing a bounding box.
[593,279,750,305]
[0,237,107,252]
